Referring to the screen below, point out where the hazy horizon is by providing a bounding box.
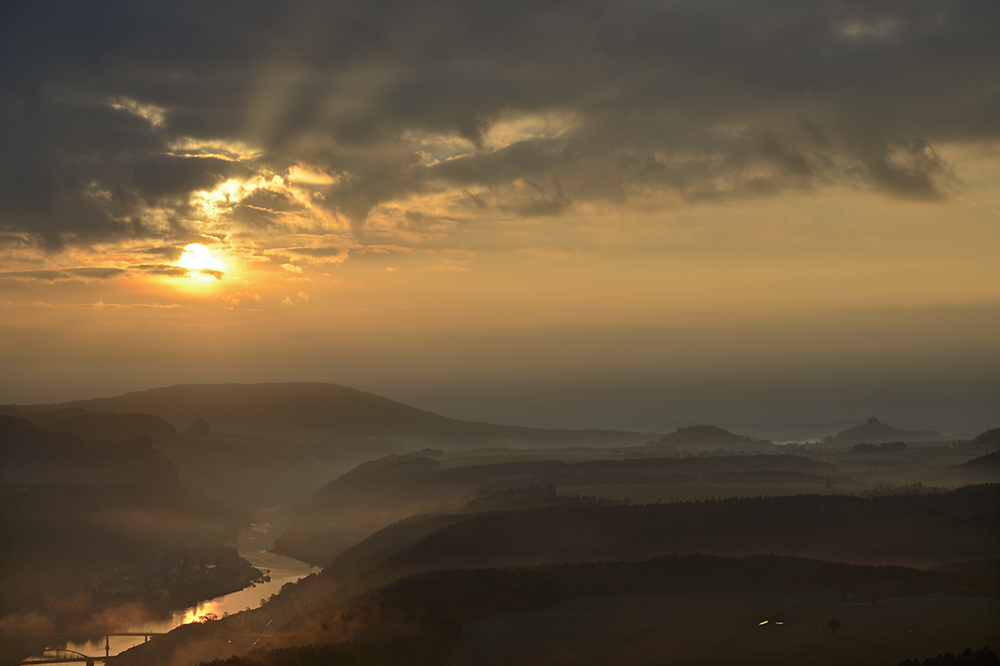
[2,368,994,443]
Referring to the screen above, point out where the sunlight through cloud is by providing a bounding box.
[175,244,225,282]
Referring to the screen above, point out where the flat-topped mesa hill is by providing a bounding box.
[823,417,941,447]
[652,424,771,451]
[10,383,650,445]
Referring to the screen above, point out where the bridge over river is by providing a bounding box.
[19,633,162,665]
[12,509,315,666]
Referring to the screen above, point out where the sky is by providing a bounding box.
[1,0,998,439]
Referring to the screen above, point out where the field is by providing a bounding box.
[449,591,1000,666]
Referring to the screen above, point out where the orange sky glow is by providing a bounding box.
[1,2,997,438]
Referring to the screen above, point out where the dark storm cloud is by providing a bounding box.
[1,0,996,246]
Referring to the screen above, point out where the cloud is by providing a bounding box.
[863,138,953,200]
[1,0,997,254]
[226,290,263,308]
[1,270,71,282]
[287,246,347,258]
[139,246,188,262]
[133,155,249,199]
[0,233,32,247]
[0,263,227,283]
[66,267,128,279]
[1,267,126,282]
[134,264,192,277]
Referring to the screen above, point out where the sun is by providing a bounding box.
[177,243,224,276]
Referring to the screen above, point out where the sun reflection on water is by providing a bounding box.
[180,601,222,625]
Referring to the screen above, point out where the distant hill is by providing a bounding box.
[0,414,176,486]
[308,452,838,513]
[8,383,650,445]
[2,384,656,509]
[274,452,842,565]
[971,427,1000,450]
[654,424,770,450]
[931,448,1000,487]
[823,417,940,446]
[329,484,1000,578]
[958,450,1000,470]
[32,409,178,445]
[275,484,1000,609]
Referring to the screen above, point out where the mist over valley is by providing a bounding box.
[1,382,997,666]
[3,1,999,663]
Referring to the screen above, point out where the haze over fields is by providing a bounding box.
[1,382,999,666]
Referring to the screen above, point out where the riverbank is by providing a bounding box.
[58,509,318,663]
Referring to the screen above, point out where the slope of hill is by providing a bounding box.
[309,484,999,589]
[274,452,843,565]
[117,554,1000,666]
[308,453,840,511]
[265,555,997,665]
[972,427,1000,450]
[943,450,1000,486]
[114,497,1000,666]
[959,451,1000,470]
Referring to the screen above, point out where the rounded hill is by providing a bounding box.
[46,383,464,436]
[28,383,648,445]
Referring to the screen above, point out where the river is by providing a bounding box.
[44,508,319,662]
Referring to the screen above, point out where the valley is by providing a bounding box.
[1,383,997,666]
